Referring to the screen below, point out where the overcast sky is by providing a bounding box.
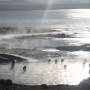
[0,0,90,10]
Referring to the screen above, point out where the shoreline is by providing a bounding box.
[0,82,89,90]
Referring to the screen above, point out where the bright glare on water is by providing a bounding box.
[68,9,90,19]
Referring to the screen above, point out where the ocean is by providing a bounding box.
[0,9,90,85]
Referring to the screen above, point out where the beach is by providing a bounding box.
[0,9,90,89]
[0,52,90,86]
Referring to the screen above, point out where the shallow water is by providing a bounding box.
[0,55,90,85]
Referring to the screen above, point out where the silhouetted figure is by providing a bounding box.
[61,59,64,64]
[89,69,90,74]
[89,64,90,68]
[64,65,67,70]
[48,59,51,63]
[83,59,87,68]
[55,59,58,64]
[11,60,15,70]
[23,66,26,72]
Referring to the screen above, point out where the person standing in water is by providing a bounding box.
[64,65,67,70]
[83,59,87,68]
[55,59,58,64]
[48,59,51,63]
[23,66,26,72]
[89,64,90,68]
[61,58,64,64]
[11,59,15,70]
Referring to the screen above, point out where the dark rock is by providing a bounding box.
[41,84,48,89]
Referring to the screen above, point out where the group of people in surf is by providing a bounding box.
[48,58,64,64]
[10,58,90,73]
[48,58,90,71]
[48,58,67,69]
[10,59,27,72]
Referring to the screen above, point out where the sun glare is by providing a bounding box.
[67,9,90,19]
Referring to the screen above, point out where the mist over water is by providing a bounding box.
[0,9,90,49]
